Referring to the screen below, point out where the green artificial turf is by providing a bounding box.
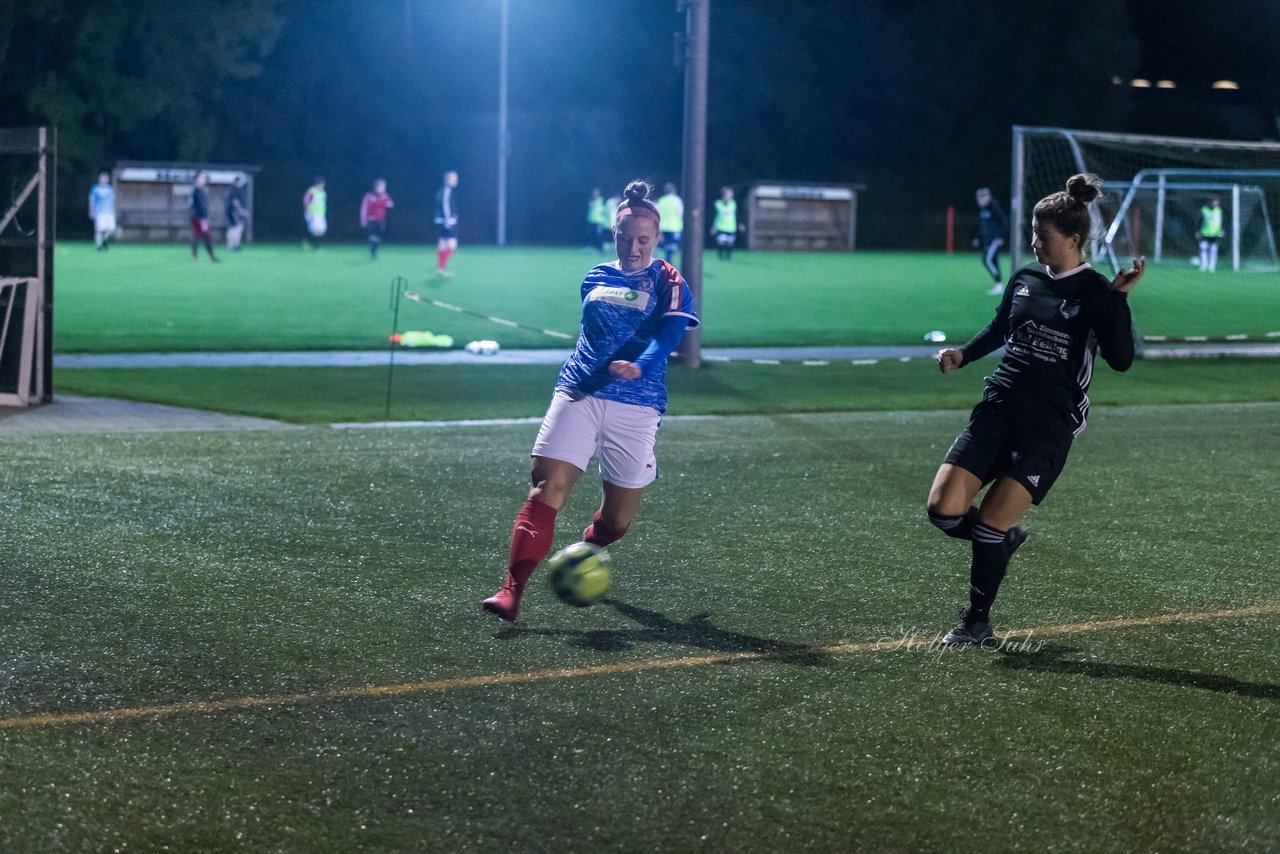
[52,242,1280,352]
[0,405,1277,851]
[52,356,1280,424]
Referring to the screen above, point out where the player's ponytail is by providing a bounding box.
[1065,173,1102,205]
[1034,172,1103,253]
[623,180,651,205]
[615,179,662,229]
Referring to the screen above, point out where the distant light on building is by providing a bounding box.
[1130,78,1152,88]
[1155,79,1176,89]
[1212,79,1240,90]
[1111,75,1123,85]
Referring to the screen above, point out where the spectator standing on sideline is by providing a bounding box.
[360,179,395,259]
[303,177,327,250]
[586,187,609,252]
[655,182,684,264]
[433,170,460,276]
[974,187,1008,294]
[712,185,740,260]
[88,171,116,252]
[225,175,248,252]
[189,172,218,262]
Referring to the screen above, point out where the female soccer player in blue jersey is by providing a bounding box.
[926,173,1145,645]
[483,180,699,622]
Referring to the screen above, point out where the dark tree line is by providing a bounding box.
[1,0,1273,247]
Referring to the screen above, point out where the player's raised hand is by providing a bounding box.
[609,360,641,380]
[936,348,964,374]
[1110,256,1146,293]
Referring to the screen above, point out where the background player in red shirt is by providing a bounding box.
[360,179,395,259]
[188,171,217,262]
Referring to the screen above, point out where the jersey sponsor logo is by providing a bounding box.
[1016,285,1031,296]
[586,286,650,310]
[1007,320,1070,363]
[1059,299,1081,320]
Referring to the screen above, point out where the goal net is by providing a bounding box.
[1012,126,1280,343]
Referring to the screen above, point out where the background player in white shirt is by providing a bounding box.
[88,172,116,252]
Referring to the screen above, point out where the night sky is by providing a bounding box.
[1,0,1275,246]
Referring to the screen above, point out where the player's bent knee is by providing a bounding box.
[926,492,968,519]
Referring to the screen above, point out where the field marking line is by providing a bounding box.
[1,602,1277,732]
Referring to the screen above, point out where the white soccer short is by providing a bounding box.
[532,389,661,489]
[306,214,327,236]
[94,213,116,233]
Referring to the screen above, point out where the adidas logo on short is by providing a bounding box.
[1027,475,1040,486]
[1016,286,1031,296]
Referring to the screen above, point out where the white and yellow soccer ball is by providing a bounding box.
[547,541,612,607]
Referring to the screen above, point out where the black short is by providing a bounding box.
[436,224,457,240]
[943,391,1075,505]
[366,220,385,242]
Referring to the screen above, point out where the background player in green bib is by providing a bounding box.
[1197,196,1223,272]
[303,177,326,249]
[712,185,739,260]
[655,182,684,264]
[586,187,609,252]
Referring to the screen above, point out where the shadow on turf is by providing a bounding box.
[997,644,1280,702]
[494,597,829,665]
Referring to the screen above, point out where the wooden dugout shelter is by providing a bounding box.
[747,182,865,252]
[112,161,259,243]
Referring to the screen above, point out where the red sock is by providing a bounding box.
[583,509,627,548]
[437,248,448,269]
[507,499,557,587]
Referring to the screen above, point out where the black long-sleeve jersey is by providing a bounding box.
[434,186,457,226]
[959,263,1135,436]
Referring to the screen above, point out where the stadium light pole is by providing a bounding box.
[676,0,708,369]
[496,0,510,247]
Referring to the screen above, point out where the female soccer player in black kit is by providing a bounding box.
[927,173,1146,645]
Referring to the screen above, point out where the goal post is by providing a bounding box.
[1011,127,1280,342]
[0,127,55,406]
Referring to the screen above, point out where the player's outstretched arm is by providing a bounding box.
[936,348,964,374]
[1110,256,1145,293]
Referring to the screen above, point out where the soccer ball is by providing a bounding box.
[547,541,612,607]
[464,339,501,356]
